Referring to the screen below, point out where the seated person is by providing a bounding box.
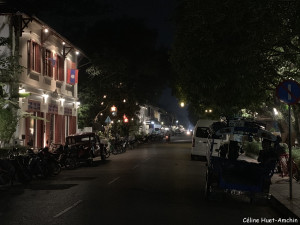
[219,140,240,160]
[257,138,278,165]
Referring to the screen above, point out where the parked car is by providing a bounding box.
[191,119,217,160]
[65,132,106,164]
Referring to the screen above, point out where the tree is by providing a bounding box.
[77,18,171,130]
[0,36,24,146]
[170,0,300,121]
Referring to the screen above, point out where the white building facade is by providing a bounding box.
[0,12,81,148]
[138,104,163,134]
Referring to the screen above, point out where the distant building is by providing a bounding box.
[138,104,173,134]
[0,10,84,148]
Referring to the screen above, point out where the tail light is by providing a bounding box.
[192,138,195,147]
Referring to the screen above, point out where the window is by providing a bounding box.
[28,41,41,73]
[28,100,41,112]
[28,112,36,147]
[65,116,69,137]
[50,114,55,144]
[48,104,58,114]
[44,49,52,77]
[56,55,64,81]
[196,127,209,138]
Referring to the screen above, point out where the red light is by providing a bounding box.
[123,114,128,123]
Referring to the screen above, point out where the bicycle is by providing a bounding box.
[278,153,300,182]
[0,159,15,186]
[107,141,118,155]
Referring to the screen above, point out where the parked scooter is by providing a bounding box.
[8,148,32,184]
[0,158,15,186]
[38,147,61,176]
[25,148,48,178]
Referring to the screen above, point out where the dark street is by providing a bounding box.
[0,136,281,225]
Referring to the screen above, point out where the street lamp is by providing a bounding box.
[273,108,279,116]
[110,105,117,112]
[123,114,129,123]
[180,102,185,107]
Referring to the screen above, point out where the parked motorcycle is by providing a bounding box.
[8,148,32,184]
[0,158,15,186]
[25,148,48,179]
[38,147,61,176]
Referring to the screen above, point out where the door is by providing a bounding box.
[193,126,210,156]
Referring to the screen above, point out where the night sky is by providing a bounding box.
[5,0,191,127]
[96,0,190,127]
[101,0,175,47]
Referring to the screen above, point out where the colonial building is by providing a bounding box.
[138,104,171,134]
[0,11,82,148]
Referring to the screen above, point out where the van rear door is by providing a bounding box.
[194,127,210,155]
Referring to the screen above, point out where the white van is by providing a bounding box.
[191,119,217,160]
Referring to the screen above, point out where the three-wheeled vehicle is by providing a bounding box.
[63,132,106,168]
[205,119,280,202]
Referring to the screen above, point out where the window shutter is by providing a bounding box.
[50,51,53,77]
[27,40,32,73]
[36,44,41,73]
[54,53,58,80]
[58,56,64,81]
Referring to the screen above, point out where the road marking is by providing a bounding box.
[132,164,140,170]
[108,177,120,185]
[53,200,82,218]
[143,157,151,162]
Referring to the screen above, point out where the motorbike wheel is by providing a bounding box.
[101,153,106,161]
[86,158,93,167]
[15,168,32,184]
[105,150,110,159]
[111,146,118,155]
[50,162,61,175]
[0,173,12,186]
[65,158,77,169]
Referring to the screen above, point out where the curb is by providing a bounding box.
[269,194,300,219]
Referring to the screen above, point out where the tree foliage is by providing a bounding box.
[0,35,24,145]
[78,18,170,130]
[170,0,300,122]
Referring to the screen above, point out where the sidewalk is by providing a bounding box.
[270,174,300,219]
[239,154,300,219]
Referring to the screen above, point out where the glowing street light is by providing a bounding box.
[110,105,117,112]
[111,105,117,116]
[123,114,129,123]
[180,102,185,107]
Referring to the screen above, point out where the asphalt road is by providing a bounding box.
[0,135,283,225]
